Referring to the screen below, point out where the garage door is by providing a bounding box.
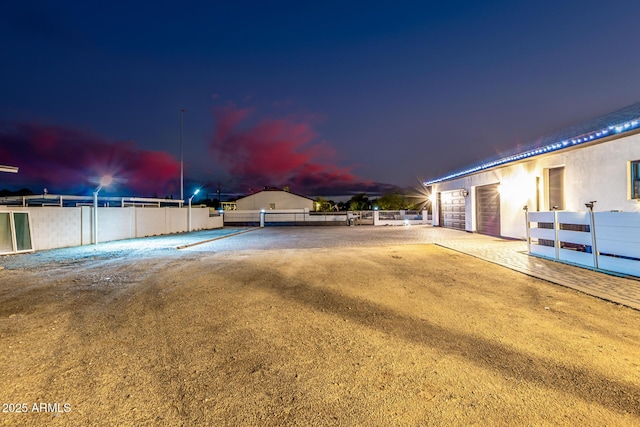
[476,183,500,236]
[439,190,466,230]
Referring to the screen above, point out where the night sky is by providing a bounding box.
[2,1,640,199]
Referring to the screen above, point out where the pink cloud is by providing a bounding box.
[211,105,370,193]
[0,122,179,196]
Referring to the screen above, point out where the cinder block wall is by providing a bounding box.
[204,215,221,229]
[11,206,83,250]
[3,206,223,251]
[99,207,135,242]
[166,208,187,233]
[81,206,92,245]
[191,207,212,230]
[135,208,167,237]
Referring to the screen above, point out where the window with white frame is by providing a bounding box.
[0,211,34,255]
[632,160,640,199]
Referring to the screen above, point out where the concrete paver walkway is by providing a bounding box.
[425,227,640,311]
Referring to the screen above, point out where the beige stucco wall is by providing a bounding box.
[431,132,640,239]
[236,191,314,211]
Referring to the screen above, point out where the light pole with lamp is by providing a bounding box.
[93,175,113,245]
[179,108,185,205]
[188,188,200,232]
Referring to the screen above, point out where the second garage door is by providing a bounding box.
[476,184,500,236]
[439,189,466,230]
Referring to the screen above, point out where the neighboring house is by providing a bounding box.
[220,201,237,210]
[235,188,315,211]
[425,102,640,239]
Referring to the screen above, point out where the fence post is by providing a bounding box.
[554,210,559,260]
[523,206,530,254]
[590,211,599,269]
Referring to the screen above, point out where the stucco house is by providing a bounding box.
[235,188,315,211]
[425,102,640,239]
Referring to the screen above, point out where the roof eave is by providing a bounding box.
[424,118,640,185]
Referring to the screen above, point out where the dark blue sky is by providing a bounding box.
[2,1,640,198]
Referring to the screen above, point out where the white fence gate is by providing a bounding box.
[527,211,640,277]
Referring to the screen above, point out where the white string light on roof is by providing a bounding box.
[424,117,640,185]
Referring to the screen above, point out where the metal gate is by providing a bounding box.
[439,190,466,230]
[476,183,500,236]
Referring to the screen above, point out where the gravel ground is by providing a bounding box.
[0,228,251,270]
[1,225,639,426]
[0,226,439,270]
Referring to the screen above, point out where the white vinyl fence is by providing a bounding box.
[527,211,640,277]
[223,209,348,226]
[222,209,433,226]
[373,210,431,226]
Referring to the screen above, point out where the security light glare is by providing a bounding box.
[100,175,113,187]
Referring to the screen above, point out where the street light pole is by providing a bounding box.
[188,188,200,232]
[93,187,101,244]
[92,175,113,245]
[179,108,185,204]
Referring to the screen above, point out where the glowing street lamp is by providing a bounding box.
[188,188,200,232]
[93,175,113,245]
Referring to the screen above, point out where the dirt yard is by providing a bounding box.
[1,230,639,426]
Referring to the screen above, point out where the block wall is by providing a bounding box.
[135,208,167,237]
[9,206,83,250]
[2,206,223,251]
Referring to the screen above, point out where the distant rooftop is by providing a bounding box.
[424,101,640,185]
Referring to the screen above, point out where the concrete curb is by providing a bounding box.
[176,228,260,250]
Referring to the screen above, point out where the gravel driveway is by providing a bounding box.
[1,226,639,426]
